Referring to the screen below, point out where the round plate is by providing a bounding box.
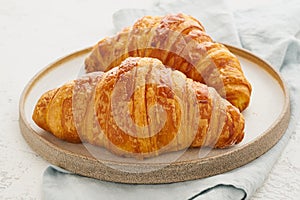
[19,45,290,184]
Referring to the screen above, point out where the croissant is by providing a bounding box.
[33,57,244,158]
[85,13,252,111]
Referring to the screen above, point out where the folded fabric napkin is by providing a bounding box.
[43,0,300,199]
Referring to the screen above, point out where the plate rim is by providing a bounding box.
[18,45,291,184]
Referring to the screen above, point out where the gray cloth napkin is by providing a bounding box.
[43,0,300,199]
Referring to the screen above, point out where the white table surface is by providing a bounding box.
[1,0,299,199]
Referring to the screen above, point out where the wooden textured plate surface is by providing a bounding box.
[19,45,290,184]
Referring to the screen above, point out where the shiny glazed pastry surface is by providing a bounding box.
[33,57,245,158]
[85,13,252,111]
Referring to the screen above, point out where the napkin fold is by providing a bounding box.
[43,0,300,199]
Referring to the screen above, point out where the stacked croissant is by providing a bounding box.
[33,13,251,158]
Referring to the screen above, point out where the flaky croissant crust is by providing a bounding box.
[33,57,244,158]
[85,13,252,111]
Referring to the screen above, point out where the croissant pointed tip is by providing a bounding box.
[32,88,59,132]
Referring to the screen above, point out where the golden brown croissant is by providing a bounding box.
[85,13,252,111]
[33,57,244,158]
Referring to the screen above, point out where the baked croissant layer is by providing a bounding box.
[33,57,245,158]
[85,13,252,111]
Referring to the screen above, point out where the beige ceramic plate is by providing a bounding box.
[19,45,290,184]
